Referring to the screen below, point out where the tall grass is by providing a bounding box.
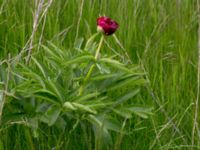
[0,0,199,149]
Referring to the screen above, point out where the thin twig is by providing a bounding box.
[113,34,132,64]
[38,13,47,50]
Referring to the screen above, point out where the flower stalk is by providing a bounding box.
[79,35,104,95]
[79,16,118,95]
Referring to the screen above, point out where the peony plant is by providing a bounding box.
[0,16,152,149]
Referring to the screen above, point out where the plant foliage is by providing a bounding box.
[0,35,152,148]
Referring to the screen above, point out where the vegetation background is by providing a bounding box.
[0,0,200,149]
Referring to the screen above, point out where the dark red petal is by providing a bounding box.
[97,16,119,36]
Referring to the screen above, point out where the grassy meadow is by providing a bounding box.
[0,0,200,149]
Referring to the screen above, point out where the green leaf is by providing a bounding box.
[96,63,111,74]
[63,55,95,67]
[87,102,113,109]
[72,103,97,114]
[102,117,121,132]
[84,33,98,51]
[88,115,113,146]
[87,114,102,127]
[99,58,133,74]
[107,76,143,91]
[128,107,153,119]
[42,45,62,62]
[16,64,46,88]
[114,89,140,105]
[54,116,66,131]
[31,57,47,78]
[113,108,132,119]
[34,89,60,105]
[40,105,61,126]
[73,92,100,102]
[47,42,66,58]
[63,102,76,111]
[74,37,84,50]
[27,117,38,129]
[88,115,121,132]
[45,79,64,103]
[2,113,28,125]
[91,73,119,81]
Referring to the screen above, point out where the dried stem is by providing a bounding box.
[0,55,11,124]
[38,0,53,50]
[192,0,200,146]
[25,0,53,65]
[26,0,44,64]
[75,0,85,42]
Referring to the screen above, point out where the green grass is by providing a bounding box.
[0,0,199,149]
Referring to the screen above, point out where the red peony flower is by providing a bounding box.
[97,16,119,36]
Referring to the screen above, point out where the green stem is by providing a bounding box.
[94,35,104,59]
[79,35,104,95]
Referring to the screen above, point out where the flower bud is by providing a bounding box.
[97,16,119,36]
